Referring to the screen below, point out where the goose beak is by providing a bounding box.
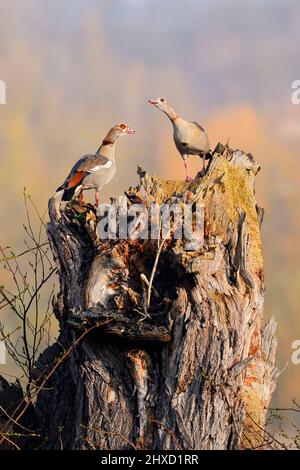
[148,99,158,106]
[126,127,135,135]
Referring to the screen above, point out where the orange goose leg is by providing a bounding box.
[198,154,206,177]
[79,190,85,205]
[184,159,193,182]
[95,190,100,207]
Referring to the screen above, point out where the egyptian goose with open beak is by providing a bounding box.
[57,123,135,206]
[149,97,210,181]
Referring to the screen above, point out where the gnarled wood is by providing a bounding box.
[1,144,278,450]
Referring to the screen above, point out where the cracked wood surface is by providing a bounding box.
[13,144,277,449]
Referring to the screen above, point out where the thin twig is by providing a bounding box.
[0,243,49,263]
[140,273,160,299]
[268,407,300,413]
[246,412,289,450]
[147,229,171,309]
[81,424,138,450]
[0,434,21,450]
[0,320,113,444]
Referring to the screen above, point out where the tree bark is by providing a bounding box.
[2,145,278,450]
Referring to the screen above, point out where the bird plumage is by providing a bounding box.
[57,124,135,205]
[173,117,210,156]
[149,97,210,181]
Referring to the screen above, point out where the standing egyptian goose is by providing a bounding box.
[149,97,210,181]
[57,123,135,206]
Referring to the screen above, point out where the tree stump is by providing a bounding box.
[29,145,278,450]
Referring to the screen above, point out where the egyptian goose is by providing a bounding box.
[57,123,135,206]
[149,97,210,181]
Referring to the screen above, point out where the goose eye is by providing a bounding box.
[120,124,126,129]
[160,98,165,102]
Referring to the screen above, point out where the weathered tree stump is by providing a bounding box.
[25,145,278,449]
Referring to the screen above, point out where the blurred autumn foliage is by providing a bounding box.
[0,0,300,413]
